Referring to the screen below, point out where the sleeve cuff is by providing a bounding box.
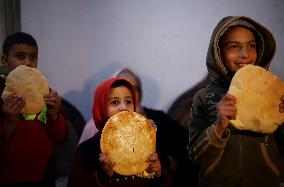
[207,124,230,148]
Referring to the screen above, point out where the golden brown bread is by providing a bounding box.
[1,65,49,114]
[100,111,156,176]
[228,64,284,133]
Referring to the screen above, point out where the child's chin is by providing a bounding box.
[235,66,246,72]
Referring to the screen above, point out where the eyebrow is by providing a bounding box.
[125,96,133,99]
[108,96,120,100]
[108,95,132,100]
[14,51,38,54]
[226,40,256,44]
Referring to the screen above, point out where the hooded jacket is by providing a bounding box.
[188,16,284,187]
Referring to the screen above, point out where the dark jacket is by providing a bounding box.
[188,16,284,187]
[144,107,198,187]
[67,131,172,187]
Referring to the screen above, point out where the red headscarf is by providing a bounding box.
[92,77,136,130]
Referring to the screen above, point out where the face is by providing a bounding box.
[107,85,135,117]
[1,44,38,71]
[220,27,257,73]
[118,73,141,104]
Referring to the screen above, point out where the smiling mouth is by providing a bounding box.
[236,63,251,67]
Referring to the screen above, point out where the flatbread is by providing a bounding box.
[228,64,284,133]
[100,111,156,176]
[1,65,49,114]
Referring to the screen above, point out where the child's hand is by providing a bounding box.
[44,89,61,121]
[147,153,161,177]
[280,95,284,113]
[99,153,115,177]
[216,94,237,131]
[2,95,25,124]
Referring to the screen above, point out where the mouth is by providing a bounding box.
[236,63,251,68]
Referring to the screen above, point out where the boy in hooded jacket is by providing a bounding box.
[188,16,284,187]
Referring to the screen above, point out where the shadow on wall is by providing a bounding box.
[139,73,160,108]
[167,74,211,130]
[55,98,86,177]
[62,63,161,121]
[62,63,123,121]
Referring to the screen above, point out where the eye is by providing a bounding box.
[29,54,38,61]
[248,42,256,48]
[126,98,133,105]
[15,53,26,60]
[228,44,240,49]
[109,99,120,106]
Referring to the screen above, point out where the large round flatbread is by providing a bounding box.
[1,65,49,114]
[228,64,284,133]
[100,111,156,176]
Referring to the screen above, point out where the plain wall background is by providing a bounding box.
[20,0,284,121]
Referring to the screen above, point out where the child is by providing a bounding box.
[67,77,172,187]
[188,16,284,187]
[78,68,194,186]
[0,32,67,186]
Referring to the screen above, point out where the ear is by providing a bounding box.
[1,54,8,66]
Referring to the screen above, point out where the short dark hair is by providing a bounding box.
[2,32,38,56]
[111,79,133,91]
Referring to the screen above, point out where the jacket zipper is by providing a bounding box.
[239,135,244,186]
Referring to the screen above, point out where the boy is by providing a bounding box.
[188,16,284,187]
[0,32,67,187]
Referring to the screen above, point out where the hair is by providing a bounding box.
[111,79,134,92]
[116,68,143,101]
[220,26,259,47]
[2,32,38,56]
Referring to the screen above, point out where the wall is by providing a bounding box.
[0,0,6,47]
[20,0,284,121]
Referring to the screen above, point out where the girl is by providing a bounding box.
[67,78,172,187]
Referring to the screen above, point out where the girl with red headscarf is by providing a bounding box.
[67,77,172,187]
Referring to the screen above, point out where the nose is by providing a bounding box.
[239,47,249,58]
[119,103,128,111]
[23,58,32,67]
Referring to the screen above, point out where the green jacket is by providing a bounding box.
[188,16,284,187]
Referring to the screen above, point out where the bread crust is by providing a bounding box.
[228,64,284,133]
[1,65,49,114]
[100,111,156,176]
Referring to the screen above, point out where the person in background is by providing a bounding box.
[188,16,284,187]
[67,77,172,187]
[115,68,196,187]
[167,74,210,131]
[0,32,68,187]
[78,118,98,145]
